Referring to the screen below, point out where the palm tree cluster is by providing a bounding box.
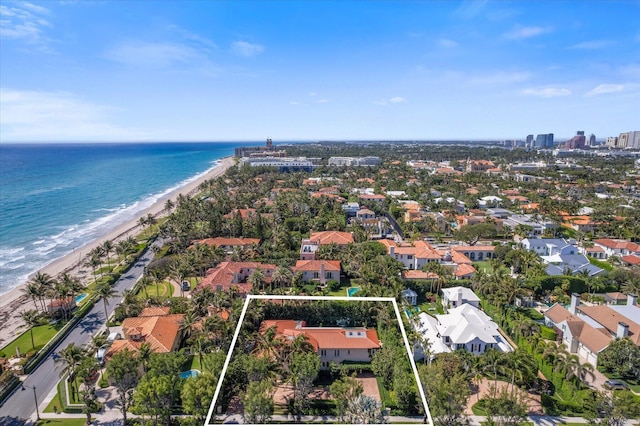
[22,271,84,321]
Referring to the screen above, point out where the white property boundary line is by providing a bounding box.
[204,294,433,425]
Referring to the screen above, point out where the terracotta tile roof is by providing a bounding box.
[105,340,140,360]
[402,270,439,280]
[292,260,341,272]
[577,305,640,345]
[121,313,185,353]
[140,307,171,317]
[594,239,640,252]
[622,255,640,265]
[261,320,381,351]
[358,194,386,200]
[454,263,476,277]
[308,231,354,245]
[196,261,276,294]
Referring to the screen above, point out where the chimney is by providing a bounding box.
[617,322,630,338]
[569,293,581,315]
[627,294,638,306]
[320,262,326,285]
[457,289,463,308]
[389,246,395,256]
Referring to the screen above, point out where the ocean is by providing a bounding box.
[0,142,254,296]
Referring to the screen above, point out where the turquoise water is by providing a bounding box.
[75,293,88,304]
[179,369,201,379]
[347,287,360,297]
[0,142,257,295]
[405,307,420,317]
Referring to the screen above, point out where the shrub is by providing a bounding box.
[540,326,557,341]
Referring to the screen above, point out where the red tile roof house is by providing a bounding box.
[379,240,477,279]
[260,320,381,369]
[292,260,341,285]
[300,230,354,260]
[593,239,640,258]
[195,261,276,295]
[47,297,77,318]
[105,307,185,360]
[192,237,260,253]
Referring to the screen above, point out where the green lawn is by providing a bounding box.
[44,389,64,413]
[0,322,63,356]
[328,286,347,297]
[418,301,443,315]
[37,419,92,426]
[138,280,173,298]
[474,261,494,273]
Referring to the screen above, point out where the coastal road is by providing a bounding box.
[0,241,161,425]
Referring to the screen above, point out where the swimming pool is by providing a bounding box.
[179,369,201,379]
[347,287,360,297]
[75,293,88,304]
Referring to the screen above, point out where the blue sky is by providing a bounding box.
[1,0,638,142]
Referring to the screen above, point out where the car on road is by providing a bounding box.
[603,380,629,390]
[182,281,190,291]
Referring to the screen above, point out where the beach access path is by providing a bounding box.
[0,157,235,349]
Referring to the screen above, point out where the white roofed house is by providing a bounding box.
[401,288,418,306]
[441,286,480,311]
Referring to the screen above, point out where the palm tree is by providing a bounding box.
[137,342,152,373]
[28,272,55,312]
[272,266,293,291]
[21,281,43,313]
[56,343,85,401]
[21,310,40,349]
[180,310,200,343]
[95,282,118,333]
[248,268,265,293]
[102,240,114,270]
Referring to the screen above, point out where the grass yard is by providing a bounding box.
[138,280,173,298]
[44,390,64,413]
[0,322,63,356]
[474,261,494,274]
[328,286,347,297]
[37,419,92,426]
[418,301,443,315]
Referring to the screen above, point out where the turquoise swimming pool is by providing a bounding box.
[75,293,88,304]
[179,369,201,379]
[347,287,360,297]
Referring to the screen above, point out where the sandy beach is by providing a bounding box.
[0,156,235,349]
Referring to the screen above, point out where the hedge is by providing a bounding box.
[540,325,557,341]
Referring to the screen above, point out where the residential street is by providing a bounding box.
[0,243,159,425]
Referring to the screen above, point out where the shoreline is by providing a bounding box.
[0,156,235,348]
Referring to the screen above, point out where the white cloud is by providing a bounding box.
[0,88,146,141]
[315,99,328,104]
[230,41,264,57]
[104,41,203,68]
[0,2,52,49]
[309,92,317,96]
[504,25,551,40]
[585,84,624,96]
[374,97,406,105]
[569,40,612,50]
[521,87,571,98]
[438,38,458,48]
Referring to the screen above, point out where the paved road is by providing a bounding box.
[0,242,160,426]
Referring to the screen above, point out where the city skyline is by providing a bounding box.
[1,0,639,142]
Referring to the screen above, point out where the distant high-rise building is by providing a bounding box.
[534,133,553,148]
[526,134,534,147]
[618,131,640,149]
[588,134,596,146]
[606,136,618,147]
[545,133,554,148]
[564,131,586,149]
